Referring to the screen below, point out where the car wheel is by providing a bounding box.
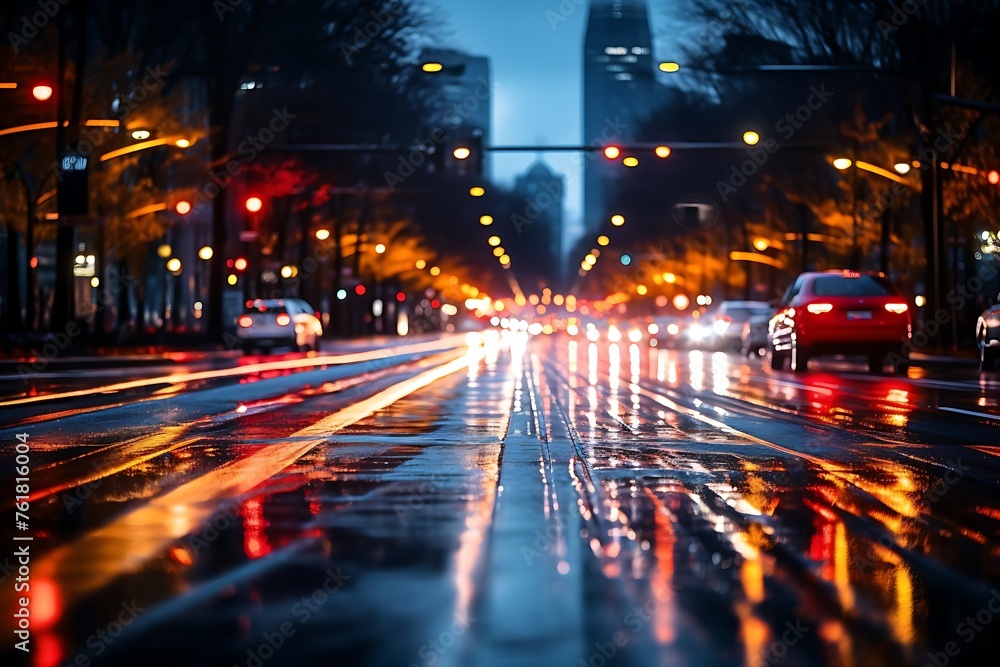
[868,353,883,374]
[767,343,787,370]
[791,340,809,374]
[892,357,910,374]
[981,331,998,371]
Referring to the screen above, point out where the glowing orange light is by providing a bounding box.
[169,546,193,565]
[604,146,620,159]
[31,578,60,630]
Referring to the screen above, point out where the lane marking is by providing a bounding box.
[939,406,1000,421]
[0,337,465,408]
[8,349,476,623]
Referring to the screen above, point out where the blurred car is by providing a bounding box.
[647,316,689,348]
[237,298,323,353]
[767,270,911,374]
[690,300,773,352]
[977,291,1000,371]
[740,309,773,357]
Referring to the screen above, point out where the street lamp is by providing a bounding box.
[623,156,639,167]
[604,146,621,159]
[655,146,672,158]
[833,157,853,170]
[198,246,214,260]
[245,197,263,212]
[894,162,911,174]
[131,129,151,140]
[31,85,53,101]
[479,215,493,226]
[659,62,681,73]
[753,238,770,251]
[743,131,760,146]
[469,186,485,197]
[453,147,471,160]
[611,214,625,227]
[374,243,386,254]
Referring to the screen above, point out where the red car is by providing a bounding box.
[767,270,911,374]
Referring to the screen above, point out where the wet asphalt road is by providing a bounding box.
[1,332,999,667]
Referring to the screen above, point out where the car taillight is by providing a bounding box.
[885,303,908,314]
[238,315,253,328]
[276,313,291,326]
[806,303,833,314]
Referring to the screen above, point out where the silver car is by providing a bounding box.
[237,298,323,353]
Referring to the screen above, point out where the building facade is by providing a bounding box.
[419,48,492,178]
[583,0,655,234]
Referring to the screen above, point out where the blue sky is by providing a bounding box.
[430,1,678,249]
[430,0,593,246]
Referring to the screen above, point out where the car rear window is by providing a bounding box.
[244,302,287,314]
[812,276,893,296]
[725,307,771,320]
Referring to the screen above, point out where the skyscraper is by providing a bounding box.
[419,48,492,178]
[515,160,565,259]
[583,0,655,234]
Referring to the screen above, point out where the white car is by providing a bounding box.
[237,298,322,353]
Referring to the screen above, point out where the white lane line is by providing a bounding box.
[939,406,1000,421]
[0,337,465,408]
[6,349,476,623]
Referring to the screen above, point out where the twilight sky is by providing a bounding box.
[428,0,602,248]
[429,1,677,248]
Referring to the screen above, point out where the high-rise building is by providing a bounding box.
[583,0,655,234]
[419,48,492,178]
[515,159,565,259]
[513,159,566,287]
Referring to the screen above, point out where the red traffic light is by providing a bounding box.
[988,170,1000,185]
[355,284,366,296]
[396,291,406,302]
[245,197,263,212]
